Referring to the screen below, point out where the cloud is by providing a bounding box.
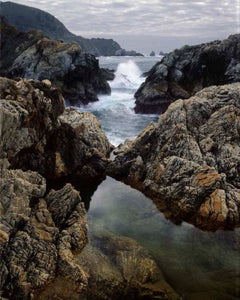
[1,0,239,52]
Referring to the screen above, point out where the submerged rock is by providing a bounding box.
[109,83,240,230]
[76,228,181,300]
[0,17,110,105]
[135,34,240,113]
[0,77,112,181]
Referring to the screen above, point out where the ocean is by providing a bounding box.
[77,56,240,299]
[80,56,160,146]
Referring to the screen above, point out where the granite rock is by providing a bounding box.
[109,83,240,230]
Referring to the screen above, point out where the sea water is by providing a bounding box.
[81,56,159,146]
[78,57,240,299]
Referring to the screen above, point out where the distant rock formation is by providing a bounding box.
[0,17,111,105]
[0,1,121,56]
[150,51,155,56]
[0,1,142,57]
[135,34,240,113]
[159,51,167,56]
[115,48,144,56]
[109,83,240,231]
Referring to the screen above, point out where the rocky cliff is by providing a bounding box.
[109,83,240,231]
[0,17,111,105]
[134,34,240,113]
[0,77,177,299]
[0,1,122,56]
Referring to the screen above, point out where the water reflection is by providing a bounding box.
[87,176,240,300]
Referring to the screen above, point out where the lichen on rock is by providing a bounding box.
[109,83,240,230]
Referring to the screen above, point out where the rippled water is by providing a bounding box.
[80,56,159,146]
[77,57,240,299]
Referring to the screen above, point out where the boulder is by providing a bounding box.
[0,17,110,105]
[135,34,240,113]
[0,77,112,181]
[109,83,240,230]
[0,161,88,299]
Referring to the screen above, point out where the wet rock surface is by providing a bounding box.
[76,226,181,300]
[109,83,240,230]
[0,17,110,105]
[134,34,240,113]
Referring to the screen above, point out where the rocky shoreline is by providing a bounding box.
[1,14,240,299]
[0,77,180,299]
[0,17,112,106]
[134,34,240,113]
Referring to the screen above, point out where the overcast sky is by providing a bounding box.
[2,0,240,54]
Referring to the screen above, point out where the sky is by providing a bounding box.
[2,0,240,54]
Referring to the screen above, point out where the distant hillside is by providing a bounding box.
[0,1,121,56]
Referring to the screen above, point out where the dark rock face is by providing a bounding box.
[0,18,111,105]
[135,34,240,113]
[0,1,122,56]
[115,48,144,56]
[109,83,240,231]
[0,77,112,181]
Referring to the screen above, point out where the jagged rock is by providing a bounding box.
[109,83,240,230]
[0,17,110,105]
[54,108,113,180]
[150,51,155,57]
[135,34,240,113]
[0,162,88,299]
[0,77,112,181]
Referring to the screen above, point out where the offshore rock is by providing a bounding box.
[0,77,112,180]
[0,161,88,299]
[135,34,240,113]
[109,83,240,230]
[0,17,110,105]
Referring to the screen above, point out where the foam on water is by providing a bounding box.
[79,58,158,146]
[110,59,143,89]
